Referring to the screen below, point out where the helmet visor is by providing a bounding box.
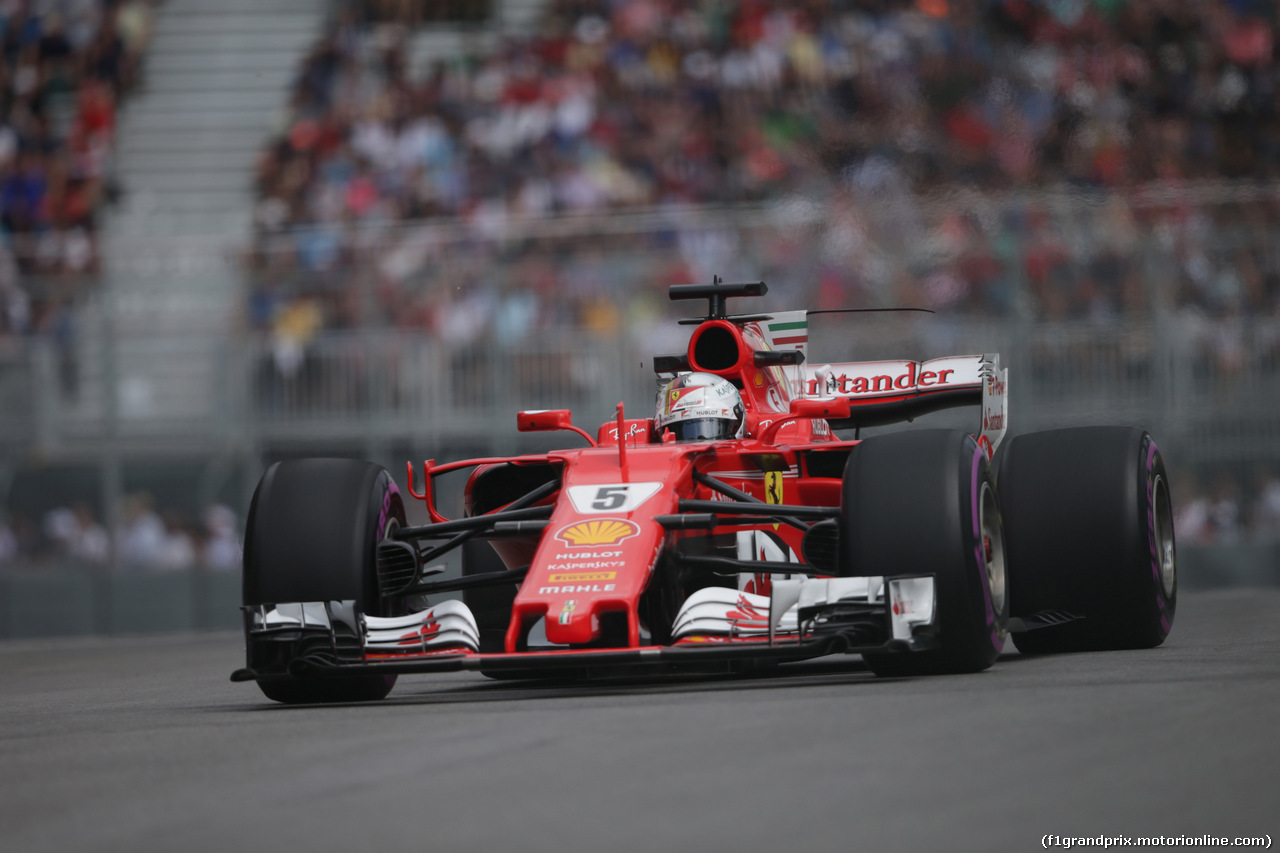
[666,417,738,442]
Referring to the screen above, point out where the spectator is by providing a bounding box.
[1209,474,1243,543]
[157,510,197,572]
[1173,474,1214,546]
[42,505,77,554]
[2,499,244,570]
[118,492,165,569]
[245,0,1280,347]
[67,501,109,564]
[0,514,18,565]
[1249,468,1280,539]
[0,0,152,348]
[202,505,242,572]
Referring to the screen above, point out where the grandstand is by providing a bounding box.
[2,0,1280,596]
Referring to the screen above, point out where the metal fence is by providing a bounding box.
[3,187,1280,565]
[227,317,1280,469]
[12,315,1280,469]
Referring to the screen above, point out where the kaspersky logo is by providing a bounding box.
[556,519,640,547]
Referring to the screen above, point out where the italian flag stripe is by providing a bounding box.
[773,335,807,345]
[769,321,807,332]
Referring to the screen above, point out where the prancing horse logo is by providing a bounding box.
[765,471,783,530]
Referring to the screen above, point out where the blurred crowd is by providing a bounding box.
[1173,466,1280,545]
[6,0,1280,565]
[0,493,242,571]
[248,0,1280,358]
[0,0,154,345]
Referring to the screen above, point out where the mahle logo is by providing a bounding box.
[556,519,639,547]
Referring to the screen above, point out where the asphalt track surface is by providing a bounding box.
[2,590,1277,853]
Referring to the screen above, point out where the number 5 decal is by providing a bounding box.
[591,486,629,510]
[567,482,664,515]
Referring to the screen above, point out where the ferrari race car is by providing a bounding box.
[232,280,1178,703]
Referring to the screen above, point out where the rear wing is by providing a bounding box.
[797,353,1008,457]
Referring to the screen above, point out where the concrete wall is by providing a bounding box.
[0,566,240,639]
[1177,542,1280,590]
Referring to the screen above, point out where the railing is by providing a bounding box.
[10,317,1278,471]
[1,186,1278,511]
[0,347,36,449]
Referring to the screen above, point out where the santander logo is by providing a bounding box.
[805,361,957,397]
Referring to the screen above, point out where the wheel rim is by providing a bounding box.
[979,481,1006,616]
[1152,474,1176,599]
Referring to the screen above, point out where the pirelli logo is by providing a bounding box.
[549,572,617,583]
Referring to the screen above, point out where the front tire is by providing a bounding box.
[843,430,1008,676]
[243,458,405,703]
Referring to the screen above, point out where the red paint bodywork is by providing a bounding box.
[407,317,851,653]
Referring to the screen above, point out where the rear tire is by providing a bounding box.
[997,427,1176,653]
[243,458,405,703]
[843,430,1008,676]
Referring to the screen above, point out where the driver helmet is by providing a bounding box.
[655,372,744,442]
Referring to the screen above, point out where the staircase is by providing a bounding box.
[57,0,323,448]
[52,0,551,451]
[111,0,321,234]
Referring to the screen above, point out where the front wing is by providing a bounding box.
[231,575,939,683]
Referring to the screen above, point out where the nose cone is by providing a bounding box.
[507,446,691,651]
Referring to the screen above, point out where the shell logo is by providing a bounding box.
[556,519,640,547]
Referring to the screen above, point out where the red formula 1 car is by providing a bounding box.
[233,280,1178,703]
